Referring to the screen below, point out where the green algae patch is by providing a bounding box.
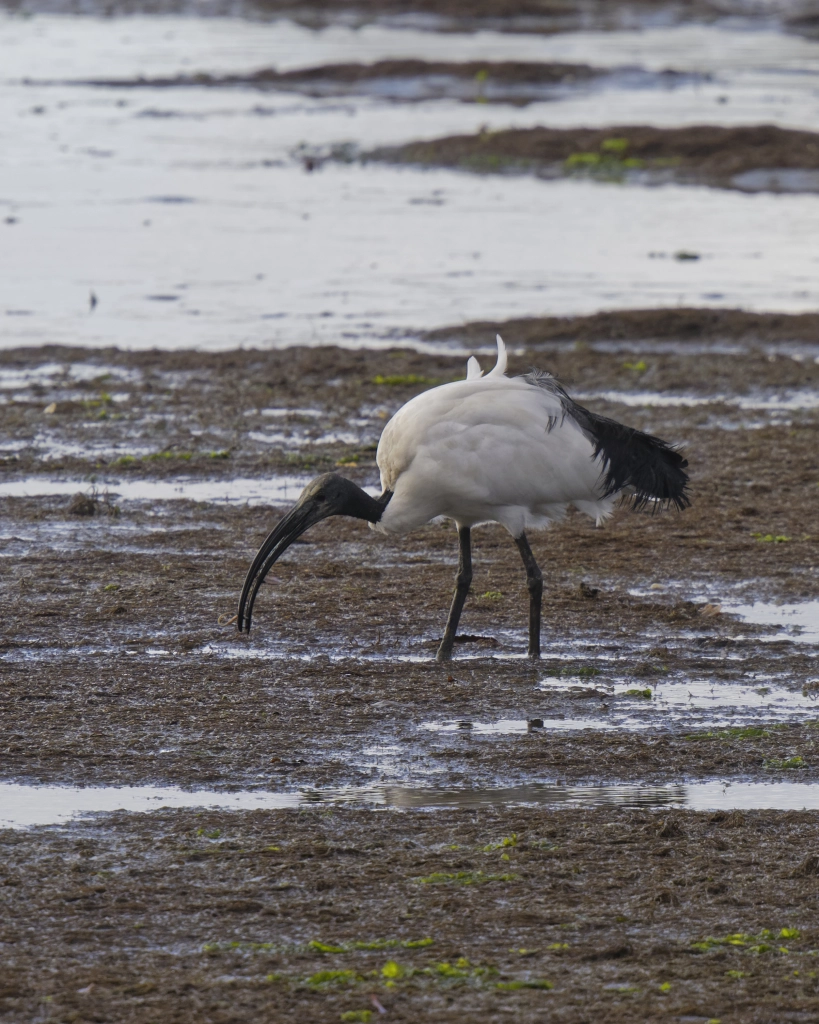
[310,937,434,953]
[691,928,804,955]
[483,833,517,852]
[310,940,346,954]
[307,969,360,987]
[764,756,806,770]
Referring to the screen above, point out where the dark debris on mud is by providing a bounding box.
[2,806,819,1023]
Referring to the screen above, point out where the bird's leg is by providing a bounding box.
[436,526,473,663]
[515,532,543,659]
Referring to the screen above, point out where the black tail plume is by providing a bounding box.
[521,369,690,511]
[576,408,690,511]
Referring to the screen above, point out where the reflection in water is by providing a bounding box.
[422,718,616,733]
[3,779,819,828]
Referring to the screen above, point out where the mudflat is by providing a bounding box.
[2,315,819,1022]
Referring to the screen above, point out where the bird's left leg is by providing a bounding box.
[514,532,543,659]
[436,526,473,662]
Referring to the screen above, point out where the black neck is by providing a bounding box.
[343,482,392,524]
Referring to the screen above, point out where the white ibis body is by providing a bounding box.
[238,336,689,660]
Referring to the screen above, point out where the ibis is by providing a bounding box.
[237,336,689,660]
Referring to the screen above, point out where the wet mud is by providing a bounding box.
[2,329,819,1021]
[2,327,819,793]
[3,0,819,39]
[70,60,702,106]
[369,124,819,194]
[3,806,819,1023]
[423,306,819,348]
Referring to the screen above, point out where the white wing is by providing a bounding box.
[376,373,615,536]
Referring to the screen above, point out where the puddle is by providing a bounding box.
[3,779,819,828]
[423,717,614,733]
[541,676,819,723]
[577,389,819,412]
[5,18,819,353]
[0,475,314,505]
[731,601,819,644]
[422,676,819,736]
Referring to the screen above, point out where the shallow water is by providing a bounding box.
[0,474,313,504]
[6,162,819,352]
[5,18,819,82]
[3,778,819,828]
[577,389,819,411]
[4,16,819,352]
[420,675,819,735]
[731,600,819,643]
[422,717,616,733]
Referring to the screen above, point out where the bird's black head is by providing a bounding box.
[295,472,384,521]
[237,473,389,634]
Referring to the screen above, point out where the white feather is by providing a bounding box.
[486,334,507,378]
[375,372,616,537]
[466,355,484,380]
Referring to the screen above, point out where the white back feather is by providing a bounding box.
[486,334,507,377]
[465,355,484,380]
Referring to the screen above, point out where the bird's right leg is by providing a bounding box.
[436,526,473,662]
[515,532,543,659]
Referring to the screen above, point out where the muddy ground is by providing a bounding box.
[3,0,819,38]
[3,806,819,1024]
[2,312,819,1021]
[368,124,819,194]
[71,60,701,107]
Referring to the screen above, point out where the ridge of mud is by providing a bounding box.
[63,60,704,105]
[74,60,602,90]
[367,124,819,194]
[2,0,818,39]
[422,307,819,348]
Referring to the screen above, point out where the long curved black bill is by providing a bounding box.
[237,502,321,633]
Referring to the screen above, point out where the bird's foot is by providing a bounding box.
[435,641,454,662]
